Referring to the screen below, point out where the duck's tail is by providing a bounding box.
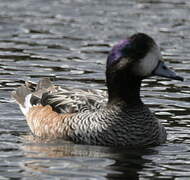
[11,78,55,116]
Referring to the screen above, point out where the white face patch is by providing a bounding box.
[134,45,161,77]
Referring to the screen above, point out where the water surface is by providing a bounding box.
[0,0,190,179]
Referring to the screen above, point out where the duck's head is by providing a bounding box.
[106,33,183,103]
[106,33,183,81]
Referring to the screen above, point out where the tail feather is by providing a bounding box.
[11,85,32,107]
[12,78,57,116]
[35,78,54,91]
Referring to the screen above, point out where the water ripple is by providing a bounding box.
[0,0,190,179]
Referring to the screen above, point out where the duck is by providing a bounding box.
[12,33,183,147]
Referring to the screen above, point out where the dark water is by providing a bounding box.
[0,0,190,179]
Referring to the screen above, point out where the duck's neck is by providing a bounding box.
[106,70,143,106]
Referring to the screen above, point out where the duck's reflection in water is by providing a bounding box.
[20,135,157,179]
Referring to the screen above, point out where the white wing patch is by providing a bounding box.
[20,94,33,116]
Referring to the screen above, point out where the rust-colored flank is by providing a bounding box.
[26,105,75,138]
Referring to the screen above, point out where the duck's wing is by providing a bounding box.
[42,87,107,113]
[12,78,107,115]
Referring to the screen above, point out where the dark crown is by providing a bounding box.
[107,33,155,68]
